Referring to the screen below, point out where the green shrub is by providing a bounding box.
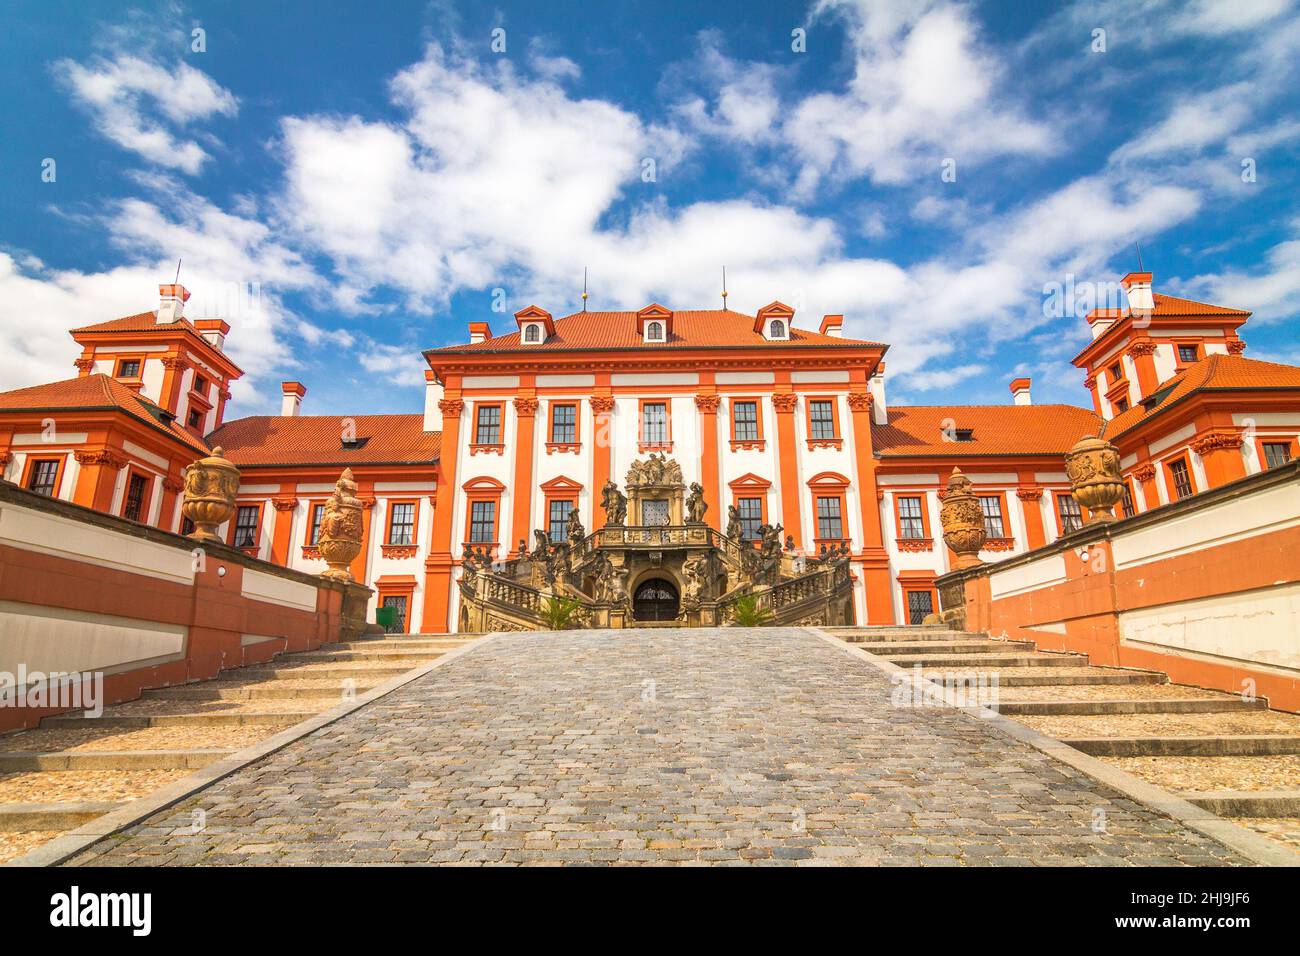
[542,595,585,629]
[728,593,772,627]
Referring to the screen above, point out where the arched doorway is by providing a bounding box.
[633,578,679,622]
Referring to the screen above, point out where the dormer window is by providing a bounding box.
[768,319,787,339]
[646,321,664,342]
[524,323,541,343]
[514,305,555,344]
[755,301,795,341]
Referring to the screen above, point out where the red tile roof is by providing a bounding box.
[874,404,1101,458]
[1103,354,1300,438]
[427,309,883,354]
[0,374,209,453]
[1088,293,1250,321]
[70,310,190,334]
[208,414,440,467]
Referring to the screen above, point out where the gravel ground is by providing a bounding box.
[0,769,190,803]
[1103,755,1300,792]
[0,830,63,864]
[1015,710,1300,738]
[1234,818,1300,850]
[0,725,272,753]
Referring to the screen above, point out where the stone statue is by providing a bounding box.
[785,534,795,552]
[531,529,551,560]
[685,482,707,524]
[725,505,743,540]
[683,552,709,605]
[567,507,586,548]
[601,480,627,526]
[318,468,364,581]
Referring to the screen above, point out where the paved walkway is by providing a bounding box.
[67,628,1244,866]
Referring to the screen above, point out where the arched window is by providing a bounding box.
[769,319,786,339]
[646,321,664,341]
[524,324,540,343]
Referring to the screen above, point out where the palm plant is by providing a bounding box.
[728,592,772,627]
[541,595,585,630]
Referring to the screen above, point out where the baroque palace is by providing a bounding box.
[1,273,1298,633]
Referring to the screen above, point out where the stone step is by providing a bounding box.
[1179,790,1300,817]
[996,697,1267,716]
[877,641,1035,655]
[1063,735,1300,757]
[0,750,234,771]
[926,672,1164,686]
[289,649,444,662]
[882,653,1086,668]
[0,801,124,831]
[332,638,472,650]
[40,712,313,729]
[144,685,368,701]
[234,665,414,680]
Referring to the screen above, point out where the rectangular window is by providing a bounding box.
[193,374,208,395]
[381,595,408,634]
[550,404,576,443]
[308,503,325,545]
[906,590,934,626]
[641,499,669,526]
[123,473,148,522]
[26,459,60,497]
[388,502,415,545]
[816,496,843,541]
[233,505,260,549]
[1108,361,1123,383]
[897,495,925,539]
[641,402,668,444]
[475,405,501,445]
[469,500,496,543]
[187,408,203,429]
[736,497,763,541]
[1263,442,1293,469]
[1057,494,1082,534]
[1168,457,1194,499]
[116,358,141,379]
[733,401,759,441]
[1121,483,1136,519]
[1177,344,1198,364]
[548,499,573,542]
[978,495,1005,539]
[809,400,836,440]
[1115,398,1129,413]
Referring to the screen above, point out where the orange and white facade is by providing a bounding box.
[2,273,1298,633]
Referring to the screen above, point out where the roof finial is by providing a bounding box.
[1135,242,1145,273]
[174,257,182,285]
[721,266,728,310]
[581,266,588,312]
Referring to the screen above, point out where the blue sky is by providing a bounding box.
[2,0,1299,417]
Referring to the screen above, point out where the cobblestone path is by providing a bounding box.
[67,628,1244,866]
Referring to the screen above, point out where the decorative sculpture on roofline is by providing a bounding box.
[318,468,365,581]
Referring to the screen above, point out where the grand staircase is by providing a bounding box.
[829,625,1300,854]
[0,633,481,864]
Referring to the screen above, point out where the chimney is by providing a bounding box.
[468,321,493,345]
[193,319,229,351]
[157,283,190,324]
[423,370,444,431]
[868,364,887,426]
[280,381,306,416]
[1009,377,1032,406]
[1121,271,1154,313]
[819,314,844,338]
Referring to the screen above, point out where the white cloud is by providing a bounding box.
[786,1,1056,190]
[669,34,783,146]
[54,54,237,173]
[1185,221,1300,323]
[1111,84,1254,162]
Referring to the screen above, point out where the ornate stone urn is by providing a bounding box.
[1065,435,1125,524]
[182,446,239,543]
[939,467,986,569]
[317,468,365,581]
